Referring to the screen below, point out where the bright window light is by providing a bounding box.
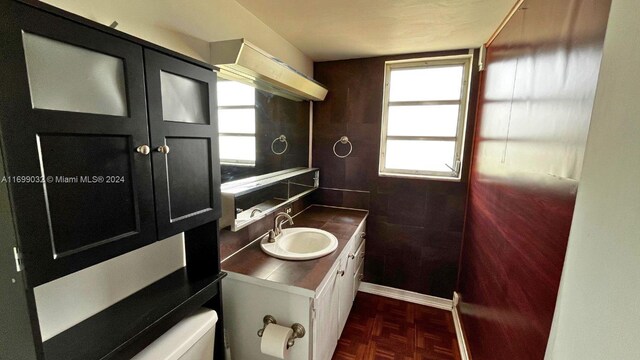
[217,80,256,106]
[389,65,464,102]
[217,80,256,166]
[219,136,256,162]
[379,55,472,180]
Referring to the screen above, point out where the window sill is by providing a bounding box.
[378,171,462,182]
[220,162,256,168]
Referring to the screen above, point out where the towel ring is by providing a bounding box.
[271,135,288,155]
[333,136,352,158]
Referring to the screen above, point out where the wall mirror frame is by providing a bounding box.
[220,167,319,231]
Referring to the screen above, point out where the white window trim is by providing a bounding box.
[378,52,473,181]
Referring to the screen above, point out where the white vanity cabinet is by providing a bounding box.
[336,226,366,336]
[222,218,366,360]
[353,239,366,299]
[313,259,341,360]
[315,219,366,360]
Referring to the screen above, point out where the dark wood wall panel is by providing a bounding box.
[457,0,612,359]
[313,50,479,298]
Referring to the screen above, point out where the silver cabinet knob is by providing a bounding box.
[348,253,355,259]
[360,232,366,238]
[136,145,150,155]
[157,145,170,154]
[337,270,345,277]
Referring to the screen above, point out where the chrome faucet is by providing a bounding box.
[266,212,294,242]
[250,208,263,217]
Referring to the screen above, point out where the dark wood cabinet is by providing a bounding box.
[144,50,222,239]
[0,3,156,287]
[0,2,225,359]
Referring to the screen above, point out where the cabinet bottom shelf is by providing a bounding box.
[42,268,226,360]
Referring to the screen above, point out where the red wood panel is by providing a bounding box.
[458,0,612,359]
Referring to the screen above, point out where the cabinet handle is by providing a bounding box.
[156,145,171,154]
[348,253,355,259]
[135,145,150,155]
[360,232,366,238]
[337,270,345,276]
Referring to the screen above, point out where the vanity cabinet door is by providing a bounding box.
[313,260,341,360]
[0,3,156,287]
[353,241,366,299]
[338,246,357,335]
[144,49,221,239]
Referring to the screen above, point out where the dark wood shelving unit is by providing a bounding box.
[0,0,226,358]
[43,269,226,360]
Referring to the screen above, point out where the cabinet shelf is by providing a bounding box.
[42,269,226,360]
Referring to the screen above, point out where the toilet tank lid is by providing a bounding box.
[131,308,218,360]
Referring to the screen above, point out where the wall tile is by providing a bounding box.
[313,49,479,298]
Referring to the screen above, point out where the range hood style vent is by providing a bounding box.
[210,39,327,101]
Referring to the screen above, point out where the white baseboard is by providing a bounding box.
[452,292,471,360]
[358,282,452,311]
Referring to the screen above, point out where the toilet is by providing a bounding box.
[132,308,218,360]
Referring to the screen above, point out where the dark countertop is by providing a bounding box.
[221,205,368,293]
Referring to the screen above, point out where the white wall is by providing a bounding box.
[34,234,185,341]
[42,0,314,76]
[545,0,640,358]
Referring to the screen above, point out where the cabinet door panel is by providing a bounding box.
[22,32,128,116]
[160,71,210,124]
[38,134,139,257]
[165,137,214,220]
[0,3,155,287]
[354,262,364,300]
[314,263,340,360]
[145,49,221,239]
[338,249,356,335]
[353,241,366,299]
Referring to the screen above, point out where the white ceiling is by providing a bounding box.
[235,0,516,61]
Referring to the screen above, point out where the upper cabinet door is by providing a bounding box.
[144,49,221,239]
[0,3,156,287]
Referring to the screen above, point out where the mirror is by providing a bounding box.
[221,168,319,231]
[216,78,310,184]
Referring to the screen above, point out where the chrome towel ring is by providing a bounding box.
[271,135,288,155]
[333,136,352,158]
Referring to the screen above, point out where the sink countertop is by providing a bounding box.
[221,205,368,293]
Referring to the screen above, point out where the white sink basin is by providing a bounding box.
[260,227,338,260]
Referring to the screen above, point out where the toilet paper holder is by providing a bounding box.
[257,315,306,349]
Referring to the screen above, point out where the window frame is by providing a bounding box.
[378,53,473,181]
[217,79,257,167]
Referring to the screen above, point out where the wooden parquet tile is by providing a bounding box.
[333,292,461,360]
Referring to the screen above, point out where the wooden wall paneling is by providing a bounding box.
[457,0,613,358]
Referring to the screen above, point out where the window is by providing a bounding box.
[217,80,256,166]
[379,54,472,180]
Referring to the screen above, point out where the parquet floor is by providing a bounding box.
[332,292,461,360]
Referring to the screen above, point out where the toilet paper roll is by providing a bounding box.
[260,323,294,359]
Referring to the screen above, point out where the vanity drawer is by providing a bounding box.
[351,220,366,250]
[353,260,364,299]
[354,240,365,271]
